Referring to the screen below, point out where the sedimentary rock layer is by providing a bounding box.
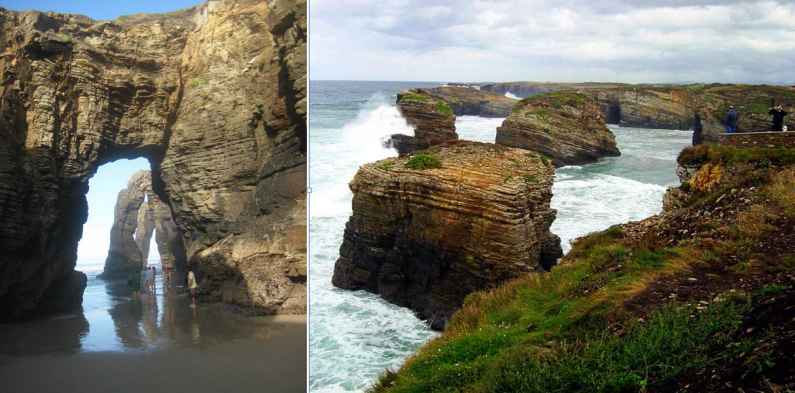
[482,82,795,140]
[426,86,516,118]
[0,0,306,320]
[496,92,620,166]
[332,141,561,329]
[101,171,150,278]
[390,89,457,155]
[101,170,185,278]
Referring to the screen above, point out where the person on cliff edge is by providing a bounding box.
[724,105,738,133]
[692,112,703,145]
[769,104,788,131]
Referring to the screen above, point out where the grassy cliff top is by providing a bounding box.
[371,144,795,393]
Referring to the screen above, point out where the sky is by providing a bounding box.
[0,0,201,20]
[310,0,795,84]
[76,159,156,269]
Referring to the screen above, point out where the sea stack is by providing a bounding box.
[101,171,151,279]
[332,141,562,329]
[387,89,458,156]
[496,92,620,166]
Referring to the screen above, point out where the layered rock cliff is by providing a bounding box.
[0,0,306,320]
[426,86,515,118]
[332,141,561,329]
[101,170,185,279]
[387,89,457,156]
[101,171,150,278]
[373,137,795,393]
[481,82,795,140]
[496,92,620,166]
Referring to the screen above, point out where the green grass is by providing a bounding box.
[405,154,441,170]
[378,161,395,171]
[486,299,748,393]
[678,145,795,167]
[436,101,453,116]
[371,144,795,393]
[400,92,430,103]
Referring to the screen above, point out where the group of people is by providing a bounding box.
[127,265,200,307]
[723,104,789,133]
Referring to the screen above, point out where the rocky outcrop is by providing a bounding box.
[150,192,185,272]
[482,82,795,140]
[101,170,185,278]
[426,86,515,117]
[332,141,561,329]
[496,92,620,166]
[134,195,155,266]
[0,0,306,320]
[101,171,150,278]
[388,89,458,156]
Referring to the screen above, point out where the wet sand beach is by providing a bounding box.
[0,274,306,393]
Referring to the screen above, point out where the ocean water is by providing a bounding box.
[308,80,692,392]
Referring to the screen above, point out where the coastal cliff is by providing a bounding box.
[481,82,795,140]
[496,92,620,166]
[332,141,561,329]
[387,89,458,156]
[371,142,795,392]
[0,0,306,320]
[426,86,516,118]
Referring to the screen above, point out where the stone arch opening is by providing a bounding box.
[0,0,307,322]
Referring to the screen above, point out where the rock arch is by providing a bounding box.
[0,0,306,320]
[100,170,186,279]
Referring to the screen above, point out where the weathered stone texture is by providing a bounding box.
[332,141,561,329]
[426,86,516,118]
[496,92,620,166]
[0,0,306,320]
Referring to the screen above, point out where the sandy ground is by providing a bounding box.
[0,276,306,393]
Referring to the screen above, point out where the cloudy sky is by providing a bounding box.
[310,0,795,84]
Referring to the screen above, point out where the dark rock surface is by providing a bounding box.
[0,0,306,320]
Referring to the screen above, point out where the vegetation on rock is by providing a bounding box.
[371,144,795,393]
[405,154,442,170]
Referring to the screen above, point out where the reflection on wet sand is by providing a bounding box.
[0,273,306,393]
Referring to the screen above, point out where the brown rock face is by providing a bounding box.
[482,82,795,140]
[101,171,150,278]
[0,0,306,320]
[101,170,185,279]
[150,192,185,272]
[426,86,516,118]
[332,141,561,329]
[391,89,457,155]
[496,92,620,166]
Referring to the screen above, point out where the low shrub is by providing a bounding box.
[405,154,441,170]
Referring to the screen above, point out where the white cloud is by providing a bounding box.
[310,0,795,83]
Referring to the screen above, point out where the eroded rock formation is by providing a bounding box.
[101,170,185,279]
[101,171,151,278]
[0,0,306,320]
[496,92,620,166]
[426,86,516,118]
[332,141,561,329]
[482,82,795,140]
[387,89,458,156]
